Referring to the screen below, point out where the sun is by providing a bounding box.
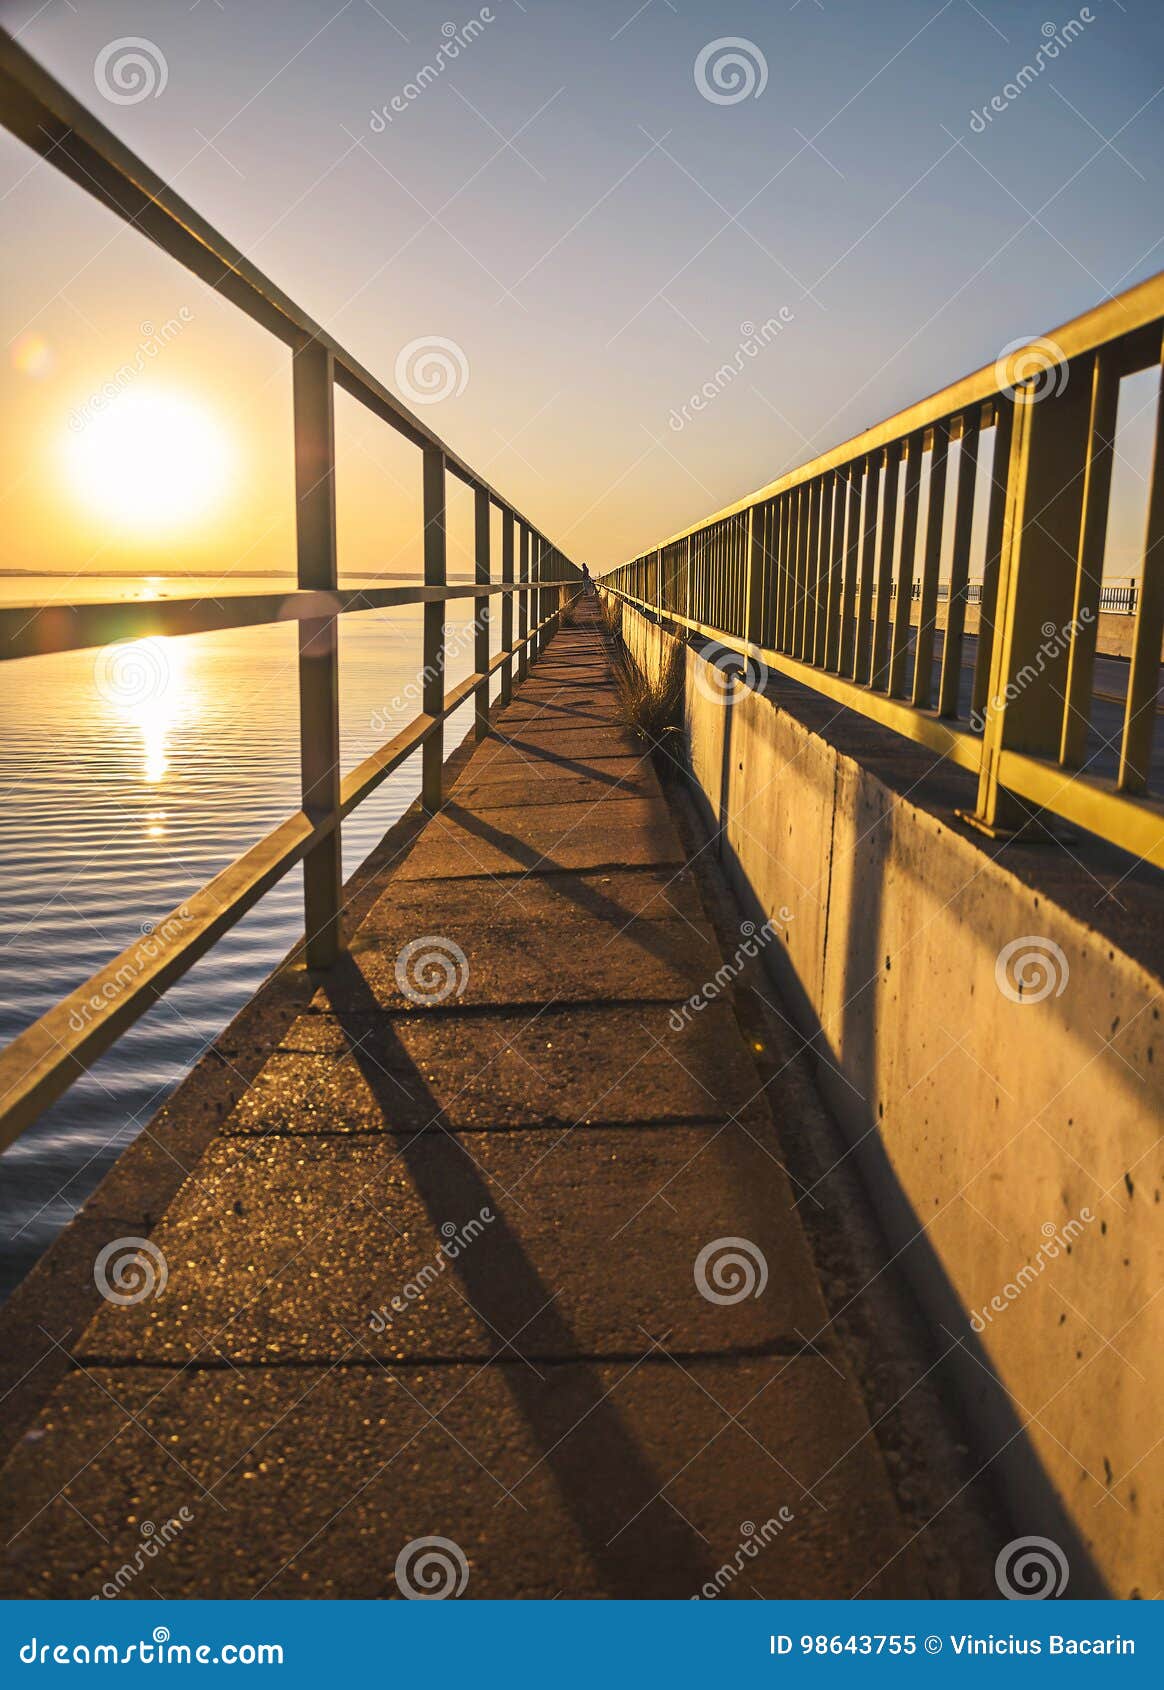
[64,388,231,532]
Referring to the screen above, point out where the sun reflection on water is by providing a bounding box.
[93,635,190,786]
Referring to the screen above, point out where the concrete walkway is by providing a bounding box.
[0,599,918,1599]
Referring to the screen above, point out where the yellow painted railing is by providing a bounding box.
[0,33,580,1149]
[604,274,1164,869]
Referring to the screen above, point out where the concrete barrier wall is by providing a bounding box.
[611,593,1162,1600]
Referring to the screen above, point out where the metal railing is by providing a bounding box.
[890,579,1139,613]
[604,274,1164,869]
[0,33,580,1149]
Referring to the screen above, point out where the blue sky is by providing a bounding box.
[1,0,1161,570]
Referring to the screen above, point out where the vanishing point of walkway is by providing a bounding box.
[0,599,916,1599]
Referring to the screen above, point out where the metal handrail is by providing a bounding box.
[603,274,1164,870]
[0,34,581,1149]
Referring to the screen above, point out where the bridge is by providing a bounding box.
[0,31,1161,1601]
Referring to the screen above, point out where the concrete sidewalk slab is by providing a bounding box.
[0,596,917,1599]
[395,805,684,880]
[76,1126,827,1364]
[364,867,707,928]
[0,1358,912,1599]
[226,1001,767,1135]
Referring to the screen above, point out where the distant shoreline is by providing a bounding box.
[0,569,462,581]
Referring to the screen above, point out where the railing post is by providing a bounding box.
[1057,355,1117,764]
[967,366,1093,834]
[744,505,764,649]
[533,536,545,660]
[293,340,342,970]
[474,485,491,740]
[1119,336,1164,792]
[911,420,949,708]
[517,523,530,681]
[500,509,515,705]
[421,445,447,810]
[938,416,981,718]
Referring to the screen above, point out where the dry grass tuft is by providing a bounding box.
[612,643,684,749]
[599,594,623,642]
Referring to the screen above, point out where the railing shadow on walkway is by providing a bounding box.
[318,951,720,1599]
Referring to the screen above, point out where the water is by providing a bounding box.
[0,574,492,1297]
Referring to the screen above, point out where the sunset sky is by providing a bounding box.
[1,0,1162,582]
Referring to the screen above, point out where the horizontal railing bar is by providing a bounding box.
[0,807,321,1152]
[0,580,570,663]
[0,29,555,547]
[621,275,1164,559]
[998,750,1164,870]
[611,589,981,774]
[339,715,439,820]
[0,592,577,1149]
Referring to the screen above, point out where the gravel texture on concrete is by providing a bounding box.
[0,598,920,1599]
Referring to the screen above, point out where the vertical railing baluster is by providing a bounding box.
[775,495,790,651]
[838,467,862,675]
[474,486,491,740]
[912,419,949,708]
[938,415,981,718]
[745,504,764,649]
[293,339,342,969]
[811,477,832,665]
[760,503,775,647]
[971,400,1013,723]
[823,475,847,671]
[853,453,882,680]
[421,445,447,811]
[1119,338,1164,792]
[517,523,530,682]
[972,362,1093,832]
[1060,355,1117,763]
[888,436,922,698]
[871,447,900,689]
[500,510,515,707]
[788,488,805,657]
